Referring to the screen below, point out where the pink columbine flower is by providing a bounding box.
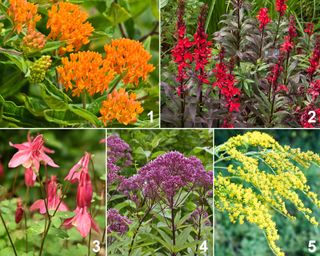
[8,134,58,171]
[76,172,93,208]
[30,176,68,214]
[64,152,91,183]
[63,207,99,237]
[24,167,36,187]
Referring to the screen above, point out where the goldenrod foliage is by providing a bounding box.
[215,131,320,256]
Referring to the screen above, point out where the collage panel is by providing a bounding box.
[0,0,159,128]
[214,130,320,256]
[106,129,213,255]
[161,0,320,128]
[0,129,106,255]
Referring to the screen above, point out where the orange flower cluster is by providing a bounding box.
[104,38,155,85]
[23,30,46,53]
[57,51,115,97]
[8,0,41,33]
[47,2,94,54]
[99,88,144,126]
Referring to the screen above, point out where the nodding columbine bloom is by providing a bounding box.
[57,51,115,97]
[47,2,94,54]
[65,152,91,183]
[104,39,155,86]
[275,0,287,17]
[193,4,211,84]
[63,206,100,238]
[307,36,320,77]
[8,134,58,172]
[304,22,315,36]
[257,8,271,32]
[63,153,99,237]
[107,208,131,234]
[8,0,41,33]
[24,167,36,187]
[99,88,144,126]
[15,198,24,224]
[30,176,68,214]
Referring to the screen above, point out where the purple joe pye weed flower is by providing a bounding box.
[107,208,132,234]
[107,135,133,185]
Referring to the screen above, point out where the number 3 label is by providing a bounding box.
[308,240,317,253]
[92,240,101,253]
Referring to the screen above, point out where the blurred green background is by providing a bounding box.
[215,129,320,256]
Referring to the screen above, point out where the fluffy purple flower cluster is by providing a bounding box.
[107,208,132,234]
[190,207,211,226]
[107,135,133,185]
[118,151,213,206]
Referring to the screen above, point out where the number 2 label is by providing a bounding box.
[308,111,316,124]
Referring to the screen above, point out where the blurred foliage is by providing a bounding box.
[0,0,159,128]
[111,129,213,173]
[0,129,105,255]
[215,130,320,256]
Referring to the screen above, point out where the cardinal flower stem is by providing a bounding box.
[273,14,282,47]
[0,210,18,256]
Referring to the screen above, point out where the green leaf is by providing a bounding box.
[43,109,83,126]
[40,83,69,110]
[69,105,101,126]
[105,3,131,25]
[20,94,47,116]
[50,227,69,239]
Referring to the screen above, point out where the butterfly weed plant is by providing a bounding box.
[214,131,320,256]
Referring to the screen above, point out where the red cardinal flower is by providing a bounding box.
[280,36,294,53]
[213,49,240,113]
[63,206,99,237]
[276,0,287,16]
[193,4,211,84]
[172,0,193,94]
[65,152,91,183]
[15,198,24,224]
[8,134,58,171]
[308,80,320,100]
[304,22,314,36]
[257,8,271,31]
[30,176,68,214]
[24,167,36,187]
[307,36,320,77]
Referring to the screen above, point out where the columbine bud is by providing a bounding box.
[29,55,52,84]
[0,160,4,177]
[15,198,24,224]
[22,29,46,54]
[76,172,93,208]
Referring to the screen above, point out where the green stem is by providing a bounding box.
[273,14,282,47]
[82,92,87,109]
[0,210,18,256]
[87,228,92,256]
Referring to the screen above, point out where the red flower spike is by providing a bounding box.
[193,4,212,84]
[306,36,320,77]
[257,8,271,31]
[276,0,287,16]
[304,22,314,36]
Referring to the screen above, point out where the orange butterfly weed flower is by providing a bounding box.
[99,88,144,126]
[47,2,94,54]
[104,38,155,85]
[57,51,115,97]
[8,0,41,33]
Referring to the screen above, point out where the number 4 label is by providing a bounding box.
[308,240,317,253]
[200,240,208,254]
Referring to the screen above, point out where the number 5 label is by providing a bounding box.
[308,240,317,253]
